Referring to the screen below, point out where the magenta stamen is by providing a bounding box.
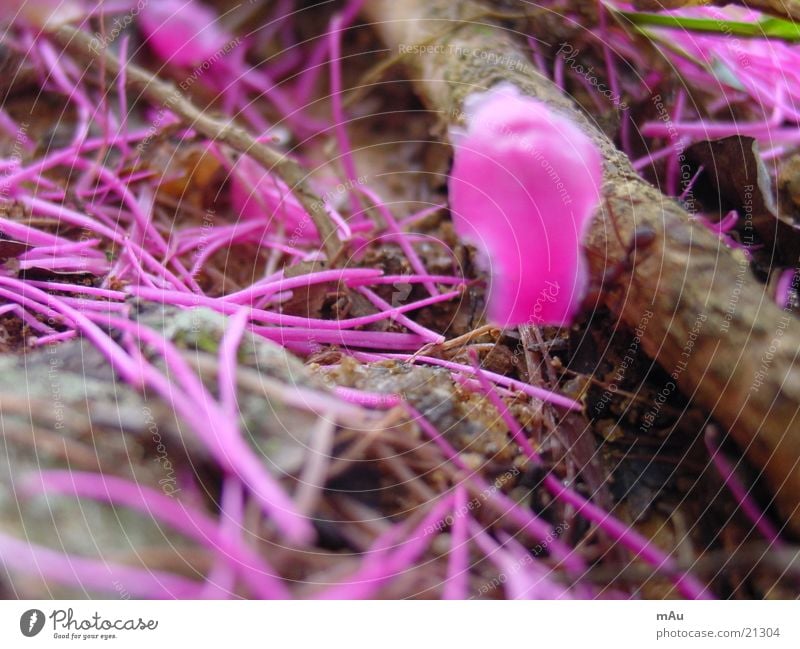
[0,303,57,335]
[17,239,103,260]
[404,404,584,571]
[497,530,579,599]
[22,196,191,292]
[252,324,426,350]
[223,267,382,304]
[397,204,446,228]
[0,277,142,382]
[99,314,315,544]
[679,165,705,202]
[470,353,710,599]
[775,269,796,309]
[23,280,126,300]
[0,217,70,247]
[294,416,336,516]
[704,427,784,545]
[385,353,582,411]
[131,285,456,337]
[0,531,203,599]
[443,485,469,600]
[328,13,362,216]
[218,307,250,418]
[345,274,467,288]
[25,470,290,599]
[355,286,449,344]
[355,185,439,296]
[203,477,245,599]
[16,257,110,274]
[31,330,78,346]
[318,493,456,599]
[471,521,575,599]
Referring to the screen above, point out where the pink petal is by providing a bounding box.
[2,0,83,28]
[448,82,602,327]
[140,0,230,67]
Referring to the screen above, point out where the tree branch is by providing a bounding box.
[53,24,341,260]
[364,0,800,535]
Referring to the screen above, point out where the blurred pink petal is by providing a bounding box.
[448,82,602,327]
[140,0,230,67]
[2,0,83,28]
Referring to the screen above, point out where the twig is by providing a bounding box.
[52,24,341,260]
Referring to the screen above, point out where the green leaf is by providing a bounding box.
[612,9,800,42]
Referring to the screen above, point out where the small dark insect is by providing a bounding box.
[583,199,658,307]
[598,224,658,289]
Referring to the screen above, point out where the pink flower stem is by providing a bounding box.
[0,278,142,382]
[222,267,381,305]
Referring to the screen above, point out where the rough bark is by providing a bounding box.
[363,0,800,535]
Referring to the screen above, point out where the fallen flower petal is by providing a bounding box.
[139,0,231,67]
[448,82,602,327]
